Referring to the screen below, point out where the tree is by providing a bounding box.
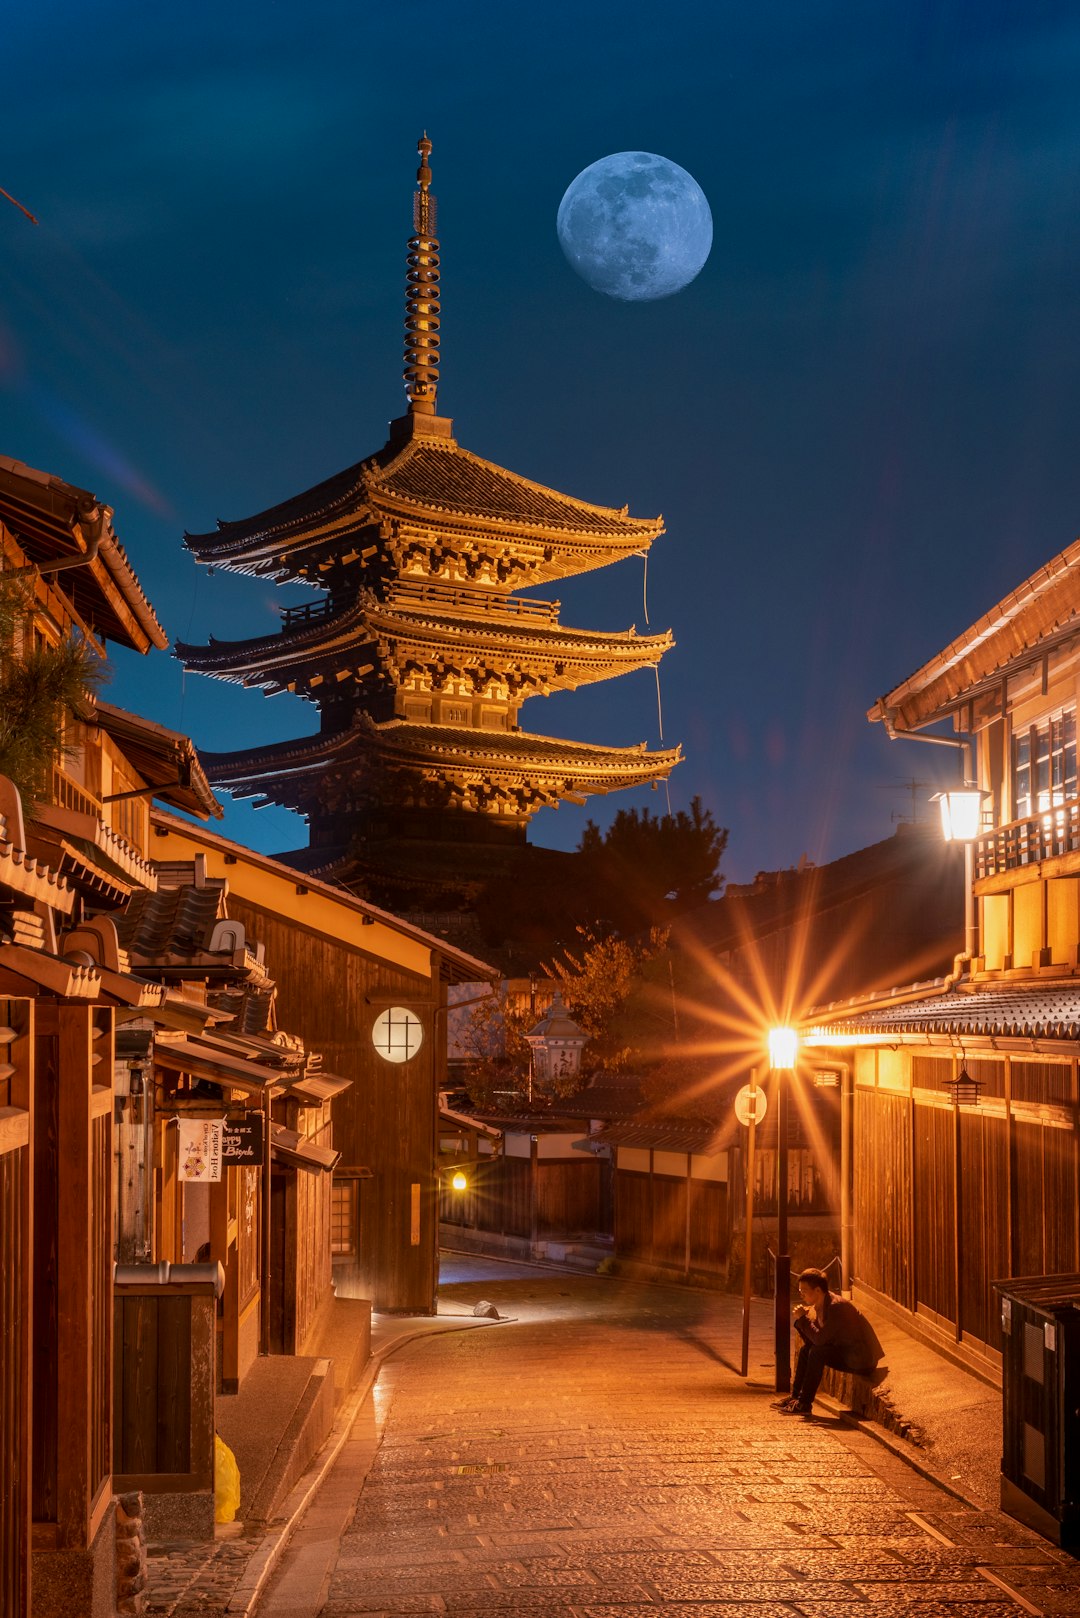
[547,926,671,1077]
[0,571,106,811]
[577,796,728,932]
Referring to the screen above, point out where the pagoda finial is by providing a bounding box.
[403,132,440,415]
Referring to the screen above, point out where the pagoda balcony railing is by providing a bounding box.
[388,579,559,622]
[975,798,1080,878]
[282,598,334,630]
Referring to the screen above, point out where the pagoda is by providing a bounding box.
[178,137,680,909]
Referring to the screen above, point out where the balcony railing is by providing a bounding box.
[976,801,1080,878]
[282,598,333,630]
[51,764,103,820]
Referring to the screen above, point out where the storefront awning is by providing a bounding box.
[154,1035,284,1094]
[285,1072,351,1104]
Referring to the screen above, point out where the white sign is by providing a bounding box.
[734,1085,767,1127]
[177,1119,224,1182]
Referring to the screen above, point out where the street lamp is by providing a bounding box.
[524,991,587,1100]
[931,787,989,960]
[769,1025,798,1394]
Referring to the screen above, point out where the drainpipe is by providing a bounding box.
[839,1060,853,1292]
[881,722,978,964]
[14,498,107,578]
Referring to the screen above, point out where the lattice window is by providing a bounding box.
[330,1179,357,1255]
[1014,708,1077,819]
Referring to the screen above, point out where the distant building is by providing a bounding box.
[177,137,680,914]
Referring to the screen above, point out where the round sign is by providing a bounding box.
[734,1084,767,1127]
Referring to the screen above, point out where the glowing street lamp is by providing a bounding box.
[770,1025,798,1395]
[931,787,989,961]
[932,788,988,843]
[450,1169,468,1193]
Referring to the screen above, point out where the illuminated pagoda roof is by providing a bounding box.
[201,716,680,820]
[183,424,663,590]
[175,584,673,701]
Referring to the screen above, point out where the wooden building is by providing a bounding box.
[175,137,680,912]
[0,455,223,1615]
[146,811,496,1313]
[806,535,1080,1382]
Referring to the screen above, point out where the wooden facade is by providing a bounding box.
[148,814,496,1314]
[0,1000,32,1618]
[808,531,1080,1373]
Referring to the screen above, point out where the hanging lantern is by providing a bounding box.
[945,1064,983,1107]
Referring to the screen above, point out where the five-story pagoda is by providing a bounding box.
[178,138,680,911]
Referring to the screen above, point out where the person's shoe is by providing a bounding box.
[779,1401,814,1416]
[770,1396,799,1410]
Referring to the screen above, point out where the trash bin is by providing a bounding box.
[993,1274,1080,1548]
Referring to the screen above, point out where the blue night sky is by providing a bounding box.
[3,1,1079,883]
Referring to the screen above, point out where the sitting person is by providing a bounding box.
[772,1267,884,1417]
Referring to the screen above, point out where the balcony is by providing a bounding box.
[976,801,1080,879]
[281,598,333,631]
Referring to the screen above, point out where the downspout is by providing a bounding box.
[15,497,107,578]
[880,718,978,966]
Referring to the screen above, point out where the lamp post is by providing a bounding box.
[768,1025,798,1394]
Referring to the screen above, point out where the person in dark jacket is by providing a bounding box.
[771,1268,885,1417]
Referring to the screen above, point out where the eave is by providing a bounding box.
[869,536,1080,734]
[0,455,167,653]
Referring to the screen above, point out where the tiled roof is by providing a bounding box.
[371,442,660,539]
[182,427,661,578]
[114,883,225,959]
[807,979,1080,1041]
[591,1119,738,1154]
[199,717,681,799]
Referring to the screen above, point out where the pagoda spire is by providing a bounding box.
[403,133,441,415]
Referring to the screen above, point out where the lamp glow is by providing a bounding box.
[768,1026,798,1070]
[451,1170,468,1192]
[933,788,986,843]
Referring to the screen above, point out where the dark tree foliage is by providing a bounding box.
[577,796,727,932]
[0,572,106,811]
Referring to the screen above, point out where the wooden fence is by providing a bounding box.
[439,1155,605,1243]
[615,1169,728,1276]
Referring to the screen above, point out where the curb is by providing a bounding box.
[224,1315,502,1615]
[813,1391,989,1514]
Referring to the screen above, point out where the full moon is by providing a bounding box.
[557,151,713,302]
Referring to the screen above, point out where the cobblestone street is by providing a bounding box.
[253,1266,1080,1618]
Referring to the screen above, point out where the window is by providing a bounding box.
[330,1179,358,1256]
[1013,709,1077,819]
[371,1006,424,1063]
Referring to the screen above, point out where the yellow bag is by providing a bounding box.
[214,1433,241,1524]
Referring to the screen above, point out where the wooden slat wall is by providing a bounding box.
[534,1162,602,1240]
[912,1102,955,1322]
[853,1090,913,1309]
[959,1112,1009,1349]
[615,1171,651,1261]
[228,899,439,1313]
[688,1181,727,1274]
[852,1051,1079,1359]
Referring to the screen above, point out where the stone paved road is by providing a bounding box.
[258,1268,1080,1618]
